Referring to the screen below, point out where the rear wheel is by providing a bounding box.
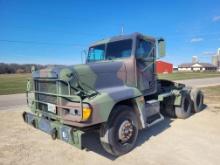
[190,88,204,113]
[100,105,138,156]
[160,96,176,118]
[175,92,192,119]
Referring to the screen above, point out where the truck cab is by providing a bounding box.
[86,32,165,95]
[23,32,204,156]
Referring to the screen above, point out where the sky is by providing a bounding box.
[0,0,220,66]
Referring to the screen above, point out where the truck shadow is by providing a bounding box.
[190,104,207,117]
[82,117,173,160]
[82,104,208,160]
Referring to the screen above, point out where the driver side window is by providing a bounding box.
[136,39,154,59]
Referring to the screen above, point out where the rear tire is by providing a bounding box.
[100,105,138,156]
[175,92,192,119]
[190,88,204,113]
[160,96,176,118]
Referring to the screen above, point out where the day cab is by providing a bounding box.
[23,33,204,156]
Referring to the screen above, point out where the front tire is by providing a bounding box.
[100,105,138,156]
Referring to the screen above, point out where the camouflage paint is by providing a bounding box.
[26,33,163,128]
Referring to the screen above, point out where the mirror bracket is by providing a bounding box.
[157,38,166,59]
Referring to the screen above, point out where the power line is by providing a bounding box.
[1,29,220,47]
[1,24,118,37]
[0,39,87,47]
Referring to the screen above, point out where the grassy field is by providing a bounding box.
[202,85,220,95]
[0,74,31,95]
[158,72,220,80]
[0,72,220,95]
[202,85,220,104]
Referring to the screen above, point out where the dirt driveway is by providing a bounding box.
[175,77,220,87]
[0,95,220,165]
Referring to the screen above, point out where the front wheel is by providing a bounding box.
[100,105,138,156]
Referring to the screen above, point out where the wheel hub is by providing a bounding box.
[118,120,134,142]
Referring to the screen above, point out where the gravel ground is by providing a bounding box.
[0,96,220,165]
[175,77,220,87]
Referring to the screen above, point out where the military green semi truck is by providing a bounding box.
[23,32,204,156]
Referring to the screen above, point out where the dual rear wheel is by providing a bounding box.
[190,88,204,113]
[161,89,204,119]
[175,92,192,119]
[175,89,204,119]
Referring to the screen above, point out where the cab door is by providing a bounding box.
[136,38,157,95]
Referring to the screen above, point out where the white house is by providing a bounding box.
[178,63,217,71]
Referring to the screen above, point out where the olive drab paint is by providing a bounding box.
[23,32,204,154]
[28,33,160,128]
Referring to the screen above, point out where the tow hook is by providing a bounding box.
[51,128,57,140]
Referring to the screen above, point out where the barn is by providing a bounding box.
[156,60,173,74]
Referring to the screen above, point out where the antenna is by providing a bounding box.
[121,25,124,35]
[80,50,84,64]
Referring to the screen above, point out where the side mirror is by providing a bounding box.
[157,38,166,58]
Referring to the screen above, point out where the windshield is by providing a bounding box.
[87,39,132,62]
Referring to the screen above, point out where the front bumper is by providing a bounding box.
[22,111,85,149]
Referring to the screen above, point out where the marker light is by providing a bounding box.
[82,106,92,121]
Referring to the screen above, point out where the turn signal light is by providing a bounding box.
[82,107,92,121]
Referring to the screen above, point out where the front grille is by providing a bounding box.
[37,81,57,93]
[38,102,48,112]
[38,93,57,104]
[35,79,78,111]
[35,80,58,111]
[30,79,84,123]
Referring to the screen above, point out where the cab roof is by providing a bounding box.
[90,32,156,47]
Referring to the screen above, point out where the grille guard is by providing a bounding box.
[26,78,83,121]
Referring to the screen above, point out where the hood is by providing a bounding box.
[32,61,127,91]
[75,61,127,90]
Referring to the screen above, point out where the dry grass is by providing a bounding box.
[158,72,220,80]
[201,85,220,104]
[0,74,31,95]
